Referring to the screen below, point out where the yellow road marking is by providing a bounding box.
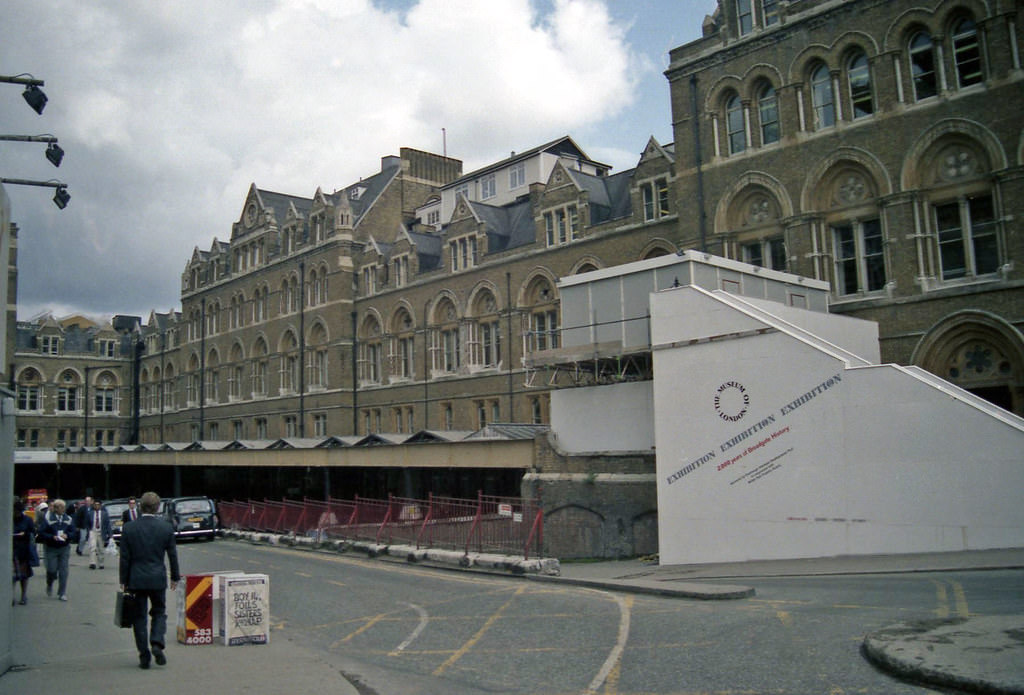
[332,612,389,648]
[776,610,793,626]
[432,584,526,676]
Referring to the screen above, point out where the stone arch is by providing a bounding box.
[467,282,500,318]
[631,509,659,557]
[388,303,416,334]
[801,147,893,211]
[715,171,794,232]
[831,30,881,60]
[229,340,245,363]
[518,269,559,307]
[639,241,675,260]
[16,365,46,383]
[786,43,834,84]
[570,255,604,274]
[307,318,329,344]
[742,63,785,92]
[911,309,1024,415]
[883,8,940,53]
[429,294,460,325]
[543,503,605,559]
[251,334,269,357]
[703,74,745,112]
[901,118,1006,191]
[358,310,384,339]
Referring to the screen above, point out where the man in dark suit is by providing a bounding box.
[119,491,180,670]
[121,496,139,523]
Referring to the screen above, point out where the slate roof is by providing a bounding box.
[408,229,444,272]
[468,198,536,254]
[568,168,634,225]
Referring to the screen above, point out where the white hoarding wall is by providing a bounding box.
[652,286,1024,565]
[550,380,654,453]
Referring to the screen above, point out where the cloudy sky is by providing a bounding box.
[1,0,714,322]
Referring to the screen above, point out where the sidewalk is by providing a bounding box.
[2,550,359,693]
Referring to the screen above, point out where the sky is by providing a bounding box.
[1,0,716,322]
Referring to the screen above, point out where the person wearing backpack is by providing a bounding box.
[34,498,79,601]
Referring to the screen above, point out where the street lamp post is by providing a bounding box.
[0,135,64,167]
[1,74,71,208]
[0,178,70,209]
[0,74,48,114]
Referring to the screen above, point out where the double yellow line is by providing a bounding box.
[931,579,969,618]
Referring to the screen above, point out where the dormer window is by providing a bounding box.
[544,205,580,246]
[479,174,496,200]
[41,335,60,355]
[450,236,478,271]
[350,186,366,200]
[509,163,526,189]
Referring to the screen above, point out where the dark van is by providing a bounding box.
[164,496,218,541]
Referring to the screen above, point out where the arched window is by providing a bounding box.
[206,349,220,404]
[810,63,835,129]
[16,367,42,411]
[468,290,501,370]
[251,338,268,396]
[726,92,746,154]
[524,277,559,353]
[359,316,383,384]
[279,331,299,393]
[909,31,937,100]
[816,164,886,296]
[952,18,982,88]
[229,343,245,400]
[847,51,873,118]
[389,308,415,380]
[756,82,779,144]
[429,299,460,376]
[308,323,329,389]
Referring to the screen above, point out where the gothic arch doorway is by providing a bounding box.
[912,310,1024,416]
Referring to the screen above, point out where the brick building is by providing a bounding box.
[11,0,1023,540]
[666,0,1024,414]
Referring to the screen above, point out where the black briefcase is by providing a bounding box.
[115,591,140,628]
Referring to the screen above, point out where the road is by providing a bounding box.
[177,541,1024,694]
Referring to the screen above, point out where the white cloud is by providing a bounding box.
[1,0,705,319]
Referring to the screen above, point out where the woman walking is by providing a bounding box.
[12,498,35,605]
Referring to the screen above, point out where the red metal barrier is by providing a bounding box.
[219,491,543,558]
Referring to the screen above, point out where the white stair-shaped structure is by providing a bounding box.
[651,286,1024,564]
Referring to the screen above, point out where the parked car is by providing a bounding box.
[103,497,164,543]
[164,496,218,541]
[102,497,132,543]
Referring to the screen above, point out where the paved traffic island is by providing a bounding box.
[863,616,1024,695]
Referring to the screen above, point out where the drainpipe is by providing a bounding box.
[199,298,206,440]
[506,272,514,420]
[690,74,708,253]
[298,260,306,437]
[350,310,358,434]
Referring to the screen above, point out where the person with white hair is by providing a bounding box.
[34,498,79,601]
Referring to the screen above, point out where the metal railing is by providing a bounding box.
[218,491,543,559]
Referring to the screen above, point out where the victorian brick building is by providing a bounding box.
[666,0,1023,413]
[13,0,1023,513]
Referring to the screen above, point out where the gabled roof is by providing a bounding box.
[446,135,608,187]
[354,432,410,446]
[404,430,475,443]
[407,229,443,272]
[467,199,536,254]
[327,162,402,227]
[466,423,550,440]
[567,168,634,225]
